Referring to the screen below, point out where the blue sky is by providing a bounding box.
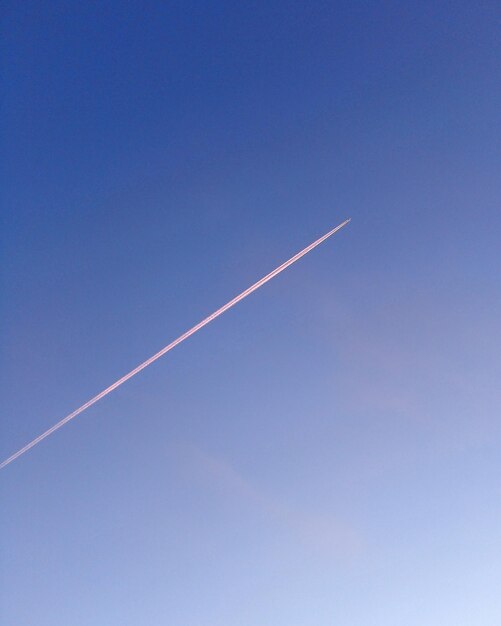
[1,2,500,624]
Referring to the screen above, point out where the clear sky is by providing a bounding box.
[1,2,500,624]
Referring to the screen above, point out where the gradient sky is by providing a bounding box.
[1,2,500,625]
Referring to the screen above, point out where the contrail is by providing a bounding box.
[0,219,350,470]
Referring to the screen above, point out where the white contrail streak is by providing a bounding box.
[1,219,350,470]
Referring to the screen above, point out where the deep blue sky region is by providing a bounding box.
[1,2,500,625]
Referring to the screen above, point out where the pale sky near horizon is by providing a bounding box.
[1,2,501,625]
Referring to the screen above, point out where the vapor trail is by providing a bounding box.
[1,219,350,470]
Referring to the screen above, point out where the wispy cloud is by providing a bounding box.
[169,442,362,559]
